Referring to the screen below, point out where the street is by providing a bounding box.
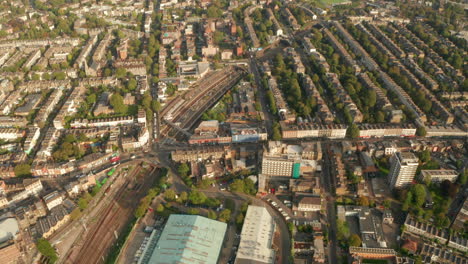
[322,142,339,264]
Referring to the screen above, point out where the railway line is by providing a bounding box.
[63,165,157,264]
[160,66,247,139]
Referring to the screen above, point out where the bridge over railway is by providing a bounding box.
[159,65,247,140]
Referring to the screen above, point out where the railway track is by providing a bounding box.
[65,180,131,264]
[159,66,247,138]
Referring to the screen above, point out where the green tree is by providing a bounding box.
[336,220,350,241]
[164,189,177,201]
[218,209,231,222]
[127,78,137,91]
[156,204,165,212]
[457,169,468,185]
[177,191,188,203]
[36,238,58,263]
[411,184,426,208]
[110,93,127,114]
[272,122,282,141]
[402,191,413,211]
[207,5,222,18]
[207,210,217,219]
[177,163,190,177]
[416,126,427,137]
[383,199,391,209]
[151,100,161,112]
[419,150,431,163]
[115,67,127,78]
[347,124,360,138]
[348,234,362,247]
[188,190,207,205]
[14,164,31,177]
[188,208,200,215]
[204,197,221,208]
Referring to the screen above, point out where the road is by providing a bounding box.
[322,142,338,264]
[249,57,274,134]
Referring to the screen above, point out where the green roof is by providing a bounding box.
[292,163,300,179]
[148,214,227,264]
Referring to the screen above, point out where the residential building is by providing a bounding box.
[420,169,459,183]
[388,152,419,189]
[42,191,64,210]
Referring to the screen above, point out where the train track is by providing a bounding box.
[160,66,247,138]
[64,179,132,264]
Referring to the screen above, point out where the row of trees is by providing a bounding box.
[345,23,438,118]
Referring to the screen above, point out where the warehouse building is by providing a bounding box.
[138,214,227,264]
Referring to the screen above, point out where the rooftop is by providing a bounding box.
[148,214,227,264]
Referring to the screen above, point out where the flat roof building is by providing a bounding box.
[235,206,276,264]
[143,214,227,264]
[420,169,459,183]
[388,152,419,189]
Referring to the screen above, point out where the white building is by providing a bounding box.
[235,206,275,264]
[420,170,459,183]
[43,191,64,210]
[388,152,419,189]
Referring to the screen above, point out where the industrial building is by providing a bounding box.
[138,214,227,264]
[235,206,276,264]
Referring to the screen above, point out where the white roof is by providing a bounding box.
[0,218,19,244]
[235,206,275,264]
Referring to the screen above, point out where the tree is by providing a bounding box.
[177,163,190,177]
[218,209,231,222]
[151,100,161,112]
[357,196,370,206]
[336,220,350,241]
[411,184,426,208]
[383,199,391,209]
[375,111,385,123]
[156,204,164,213]
[14,163,31,177]
[188,208,200,215]
[272,122,282,141]
[188,190,207,205]
[115,67,127,78]
[207,210,217,219]
[36,238,58,263]
[110,93,127,114]
[127,78,137,91]
[204,197,221,208]
[416,126,427,137]
[348,234,362,247]
[347,124,360,138]
[419,150,431,163]
[141,92,153,110]
[441,180,458,198]
[457,169,467,185]
[207,5,222,18]
[177,191,188,203]
[164,189,177,201]
[402,191,412,211]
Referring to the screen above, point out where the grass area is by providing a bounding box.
[362,259,389,264]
